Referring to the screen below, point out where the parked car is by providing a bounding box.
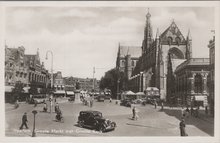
[77,110,116,132]
[97,95,105,102]
[29,94,46,104]
[120,99,132,107]
[68,96,75,102]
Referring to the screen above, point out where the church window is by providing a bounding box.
[175,37,181,45]
[194,74,203,93]
[168,37,172,45]
[132,60,135,66]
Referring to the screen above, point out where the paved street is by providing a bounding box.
[5,98,214,137]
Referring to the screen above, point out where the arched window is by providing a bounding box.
[132,60,135,66]
[168,36,173,45]
[121,60,125,67]
[175,37,181,45]
[168,47,184,59]
[194,74,203,93]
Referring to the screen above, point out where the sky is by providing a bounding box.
[5,7,214,80]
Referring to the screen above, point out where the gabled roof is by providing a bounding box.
[119,45,142,58]
[160,21,186,43]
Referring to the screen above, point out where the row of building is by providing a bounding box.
[116,10,215,116]
[5,46,100,102]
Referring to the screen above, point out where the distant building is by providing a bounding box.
[116,44,142,79]
[63,76,100,92]
[174,58,210,107]
[208,35,215,116]
[53,71,65,96]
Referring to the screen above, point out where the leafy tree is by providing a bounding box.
[99,68,127,99]
[29,81,38,95]
[12,81,24,102]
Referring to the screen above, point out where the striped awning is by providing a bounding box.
[5,86,14,92]
[66,91,74,95]
[54,90,65,94]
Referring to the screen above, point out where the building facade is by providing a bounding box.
[129,10,191,101]
[53,71,65,96]
[5,46,29,87]
[24,49,50,91]
[116,44,142,79]
[208,36,215,116]
[174,58,210,107]
[5,46,50,102]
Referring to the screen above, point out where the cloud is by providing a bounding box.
[5,7,214,79]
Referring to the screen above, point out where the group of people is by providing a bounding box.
[181,106,199,118]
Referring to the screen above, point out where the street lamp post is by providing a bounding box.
[46,50,54,91]
[32,110,38,137]
[46,51,53,114]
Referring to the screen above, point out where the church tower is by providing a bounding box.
[142,9,153,54]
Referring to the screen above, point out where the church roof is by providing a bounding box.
[119,45,142,58]
[160,21,186,44]
[175,58,210,73]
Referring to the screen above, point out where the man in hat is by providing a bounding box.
[179,118,187,136]
[19,112,28,130]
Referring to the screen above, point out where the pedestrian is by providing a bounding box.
[181,106,185,118]
[179,118,188,136]
[190,107,194,116]
[43,102,48,112]
[34,100,37,107]
[195,107,199,118]
[154,100,157,109]
[55,102,59,113]
[19,112,28,130]
[110,98,112,103]
[185,107,190,118]
[205,106,208,115]
[161,101,164,110]
[132,107,138,120]
[90,100,93,108]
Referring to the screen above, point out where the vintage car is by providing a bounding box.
[120,99,132,107]
[77,110,116,132]
[29,94,46,104]
[97,95,105,102]
[68,96,75,102]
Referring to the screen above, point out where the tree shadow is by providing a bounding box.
[161,108,214,136]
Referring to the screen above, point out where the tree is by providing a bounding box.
[12,81,24,102]
[75,81,81,90]
[29,81,38,95]
[99,68,127,99]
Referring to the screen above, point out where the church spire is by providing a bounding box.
[187,29,192,41]
[143,8,153,53]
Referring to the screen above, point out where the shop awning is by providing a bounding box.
[54,90,65,94]
[195,95,207,101]
[5,86,14,92]
[23,87,30,93]
[66,91,74,95]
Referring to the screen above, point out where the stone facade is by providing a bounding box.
[174,58,210,107]
[129,11,191,101]
[5,46,29,87]
[24,49,50,89]
[208,36,215,116]
[116,44,142,79]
